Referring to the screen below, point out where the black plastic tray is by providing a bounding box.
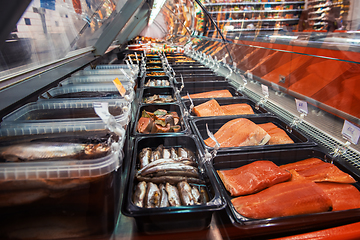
[191,115,315,153]
[209,147,360,238]
[121,135,226,234]
[173,69,216,76]
[170,61,202,66]
[143,75,172,88]
[141,87,179,105]
[133,103,190,136]
[170,64,208,70]
[174,75,227,86]
[182,98,268,118]
[179,81,243,99]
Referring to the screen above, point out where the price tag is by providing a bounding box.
[261,84,269,96]
[94,102,111,123]
[295,99,308,115]
[112,78,126,97]
[134,52,139,64]
[342,120,360,145]
[247,72,253,81]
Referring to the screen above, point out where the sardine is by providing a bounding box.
[133,181,147,208]
[146,170,199,178]
[139,148,152,168]
[159,184,169,207]
[200,186,209,204]
[144,182,161,208]
[179,158,198,167]
[177,147,188,160]
[0,142,110,162]
[155,144,164,156]
[140,162,199,176]
[151,150,161,162]
[170,147,178,159]
[136,176,206,185]
[162,148,171,159]
[166,183,181,206]
[191,186,201,204]
[178,181,195,206]
[137,158,177,175]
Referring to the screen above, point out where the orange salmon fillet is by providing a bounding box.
[280,158,356,183]
[258,123,294,145]
[217,160,291,196]
[231,180,332,219]
[193,99,225,117]
[182,90,232,99]
[220,104,254,115]
[204,118,270,148]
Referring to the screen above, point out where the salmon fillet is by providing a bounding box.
[316,183,360,211]
[193,99,225,117]
[204,118,270,148]
[231,180,333,219]
[258,123,294,145]
[182,90,233,99]
[217,161,291,196]
[280,158,356,183]
[220,104,254,115]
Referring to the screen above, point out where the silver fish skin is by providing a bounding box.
[170,147,178,160]
[152,150,161,162]
[137,158,177,175]
[156,80,162,86]
[155,144,164,156]
[165,183,181,206]
[145,182,161,208]
[0,142,109,162]
[139,148,152,168]
[136,176,206,185]
[133,181,147,208]
[177,181,195,206]
[191,186,201,204]
[148,170,199,178]
[200,186,209,204]
[162,148,171,159]
[159,184,169,207]
[140,162,198,176]
[177,147,188,160]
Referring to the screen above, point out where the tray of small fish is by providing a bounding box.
[141,87,179,105]
[142,76,171,88]
[0,129,123,239]
[182,98,268,119]
[191,115,315,154]
[58,75,130,86]
[1,99,131,128]
[146,71,167,77]
[208,147,360,238]
[38,83,135,102]
[121,135,226,233]
[179,81,243,99]
[134,104,190,135]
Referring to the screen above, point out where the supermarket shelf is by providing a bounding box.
[204,1,304,6]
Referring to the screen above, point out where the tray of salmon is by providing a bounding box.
[209,147,360,238]
[143,76,171,88]
[191,115,315,153]
[182,98,268,118]
[121,135,226,233]
[141,87,179,105]
[134,104,190,135]
[179,81,243,99]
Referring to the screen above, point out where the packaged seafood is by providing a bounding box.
[178,81,243,99]
[146,71,166,77]
[191,115,314,153]
[0,129,124,239]
[134,104,189,136]
[182,98,267,118]
[122,135,225,233]
[38,83,135,102]
[143,76,171,88]
[208,147,360,238]
[141,87,178,104]
[1,99,131,128]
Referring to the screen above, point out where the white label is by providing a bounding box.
[261,84,269,96]
[295,99,308,115]
[247,72,253,80]
[121,69,131,81]
[94,102,111,123]
[342,120,360,145]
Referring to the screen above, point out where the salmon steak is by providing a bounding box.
[280,158,356,183]
[258,123,294,145]
[231,180,333,219]
[193,99,225,117]
[204,118,270,148]
[182,90,233,99]
[316,182,360,211]
[217,160,291,196]
[220,103,254,115]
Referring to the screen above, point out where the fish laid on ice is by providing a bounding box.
[133,181,147,208]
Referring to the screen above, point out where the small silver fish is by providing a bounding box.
[137,158,177,175]
[162,148,171,159]
[191,186,201,204]
[166,182,181,206]
[139,148,152,168]
[133,181,147,208]
[159,184,169,208]
[145,182,161,208]
[170,147,178,160]
[178,181,195,206]
[140,162,198,176]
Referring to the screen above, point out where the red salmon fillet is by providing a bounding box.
[316,182,360,211]
[280,158,356,183]
[217,160,291,196]
[258,123,294,145]
[204,118,270,148]
[220,104,254,115]
[193,99,225,117]
[182,90,233,99]
[231,180,333,219]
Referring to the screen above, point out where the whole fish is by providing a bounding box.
[159,184,169,207]
[178,181,195,206]
[144,182,161,208]
[133,181,147,208]
[170,148,178,160]
[155,144,164,156]
[200,186,209,204]
[166,183,181,206]
[137,158,177,175]
[139,148,152,168]
[140,162,199,176]
[177,147,196,161]
[191,186,201,204]
[0,142,110,162]
[162,148,171,159]
[150,150,161,162]
[147,170,199,178]
[136,176,205,185]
